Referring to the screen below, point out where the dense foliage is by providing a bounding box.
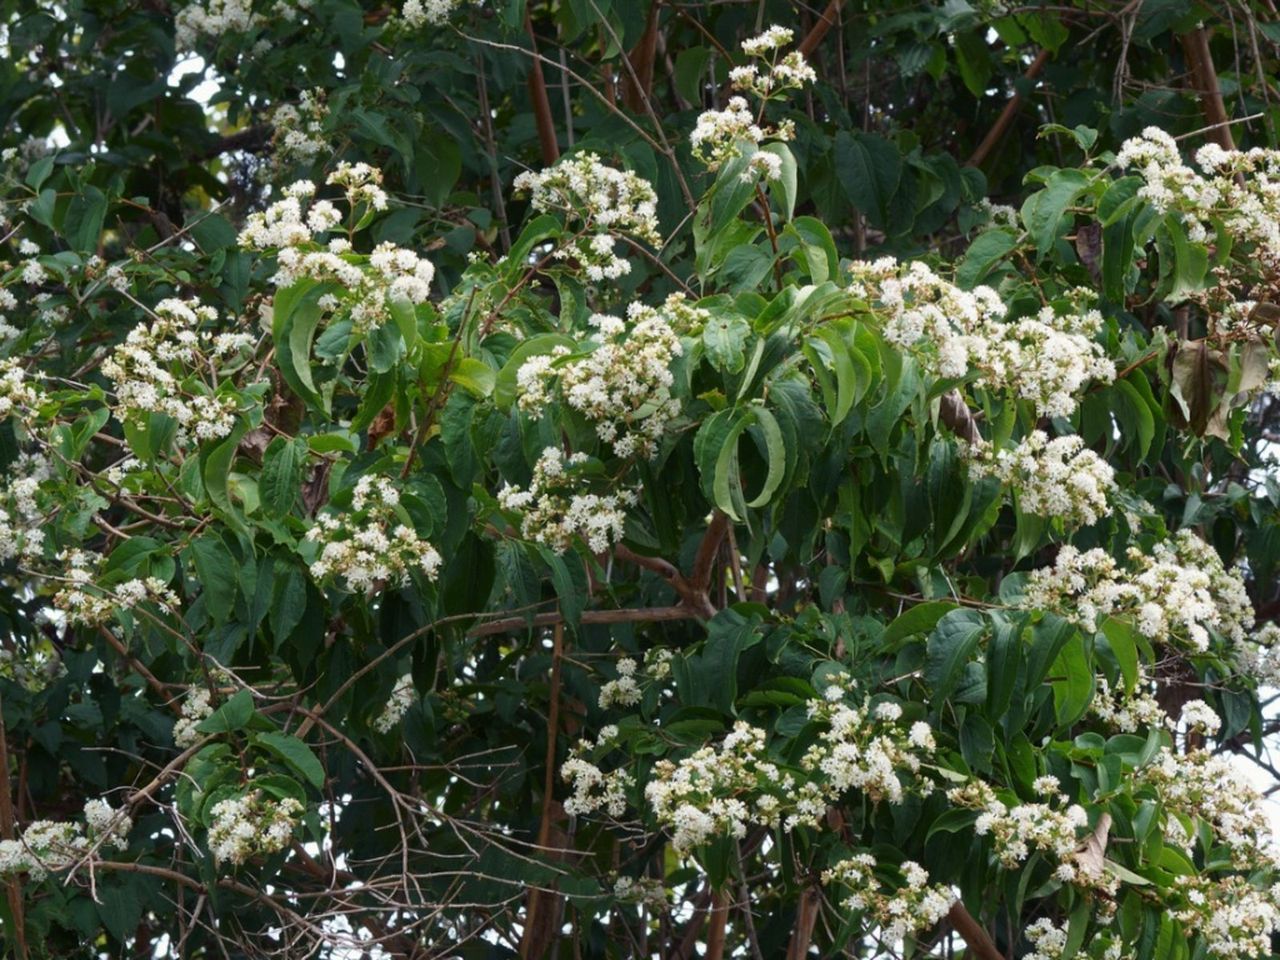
[1,1,1280,957]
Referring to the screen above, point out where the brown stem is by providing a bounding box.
[0,700,28,960]
[691,512,731,595]
[755,184,785,288]
[784,886,818,960]
[467,604,699,638]
[947,901,1004,960]
[520,622,566,959]
[622,1,661,113]
[524,10,561,166]
[966,49,1051,168]
[705,890,729,960]
[1180,26,1235,151]
[97,626,179,711]
[798,0,846,57]
[939,389,983,445]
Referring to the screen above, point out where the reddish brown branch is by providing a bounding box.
[622,2,661,113]
[966,48,1051,168]
[467,605,698,638]
[524,11,561,166]
[939,389,982,445]
[798,0,846,57]
[0,705,28,960]
[705,891,729,960]
[947,902,1004,960]
[784,886,819,960]
[1180,26,1235,151]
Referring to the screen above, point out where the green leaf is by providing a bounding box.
[189,535,238,624]
[64,186,108,253]
[1050,632,1094,726]
[196,689,255,735]
[761,142,798,221]
[712,407,787,521]
[254,731,325,789]
[272,280,331,412]
[1100,617,1139,694]
[813,325,872,426]
[925,608,986,700]
[986,613,1022,718]
[1020,168,1091,256]
[882,600,958,648]
[956,229,1017,288]
[702,314,749,374]
[953,30,993,97]
[259,436,307,519]
[834,130,902,229]
[449,357,496,398]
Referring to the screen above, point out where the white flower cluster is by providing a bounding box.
[643,678,936,852]
[513,153,661,281]
[102,297,243,443]
[691,27,813,175]
[402,0,475,26]
[0,453,49,563]
[0,637,63,693]
[1141,748,1279,872]
[598,657,642,709]
[948,779,1095,883]
[206,789,304,867]
[0,800,131,881]
[516,298,689,459]
[52,549,179,627]
[271,88,329,167]
[241,169,433,335]
[373,673,415,733]
[497,447,638,554]
[173,687,214,748]
[798,677,936,816]
[1178,698,1221,736]
[175,0,257,49]
[1171,876,1280,960]
[612,875,668,911]
[645,721,777,851]
[561,727,633,819]
[0,285,21,341]
[307,475,442,592]
[1024,530,1254,654]
[597,650,674,709]
[0,358,42,422]
[1090,675,1167,732]
[1024,918,1069,960]
[1118,127,1280,265]
[848,259,1116,417]
[1236,622,1280,686]
[967,431,1115,528]
[820,854,954,943]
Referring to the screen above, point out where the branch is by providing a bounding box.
[938,389,982,445]
[784,885,819,960]
[798,0,846,58]
[621,1,661,113]
[0,700,28,960]
[947,902,1004,960]
[524,11,561,166]
[1180,26,1235,151]
[965,49,1050,168]
[691,512,731,595]
[467,604,698,638]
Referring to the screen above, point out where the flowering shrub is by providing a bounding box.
[3,5,1280,960]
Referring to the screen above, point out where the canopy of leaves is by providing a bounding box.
[1,1,1280,959]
